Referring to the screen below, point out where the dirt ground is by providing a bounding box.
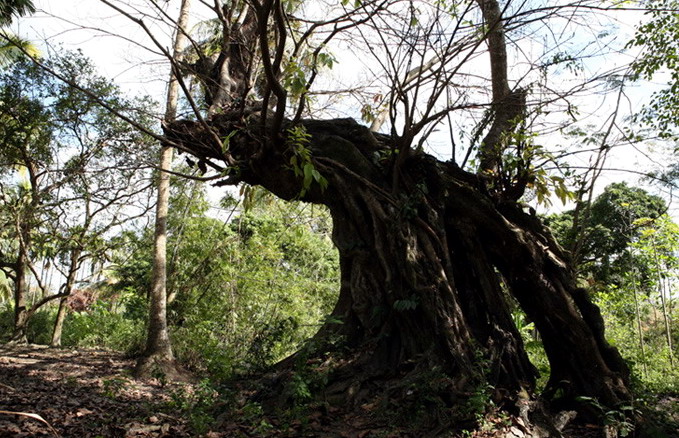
[1,344,677,438]
[0,344,198,437]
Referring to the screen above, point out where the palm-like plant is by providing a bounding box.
[0,30,38,66]
[0,1,37,66]
[0,0,35,25]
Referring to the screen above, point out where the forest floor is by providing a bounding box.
[0,344,199,437]
[0,344,677,438]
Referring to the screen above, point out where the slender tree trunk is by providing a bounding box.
[135,0,192,379]
[652,238,674,366]
[10,245,28,343]
[50,298,68,347]
[632,271,647,378]
[658,278,674,366]
[50,248,81,347]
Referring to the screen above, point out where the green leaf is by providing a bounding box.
[221,131,237,154]
[303,162,314,188]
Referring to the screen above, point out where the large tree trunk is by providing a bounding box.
[165,116,632,420]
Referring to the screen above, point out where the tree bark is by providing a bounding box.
[165,115,632,417]
[135,142,178,377]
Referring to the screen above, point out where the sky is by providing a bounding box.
[13,1,176,97]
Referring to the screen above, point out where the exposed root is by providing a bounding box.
[134,353,194,383]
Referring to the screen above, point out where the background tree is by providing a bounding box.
[0,0,36,66]
[628,0,679,139]
[0,52,155,343]
[546,182,667,288]
[632,216,677,367]
[590,215,679,391]
[109,182,339,378]
[0,66,50,342]
[0,0,34,25]
[0,31,38,66]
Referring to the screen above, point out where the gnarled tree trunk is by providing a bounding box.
[165,115,631,418]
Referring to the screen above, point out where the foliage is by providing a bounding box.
[548,182,678,393]
[0,49,156,341]
[576,396,638,437]
[0,30,39,66]
[0,298,146,353]
[61,301,146,355]
[166,379,221,435]
[0,0,34,25]
[108,182,339,378]
[628,0,679,137]
[546,182,666,288]
[598,214,678,391]
[597,289,678,392]
[0,304,52,343]
[286,125,328,197]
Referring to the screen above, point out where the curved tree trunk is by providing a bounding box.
[165,115,632,418]
[50,297,68,347]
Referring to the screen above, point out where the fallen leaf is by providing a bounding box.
[0,410,60,437]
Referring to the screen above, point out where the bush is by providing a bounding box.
[0,305,55,344]
[61,301,146,355]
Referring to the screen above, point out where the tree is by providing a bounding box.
[548,184,678,385]
[94,0,635,430]
[0,52,155,343]
[134,0,193,380]
[546,182,667,288]
[46,110,156,347]
[632,215,677,367]
[111,182,339,377]
[0,30,38,67]
[0,69,50,343]
[628,0,679,138]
